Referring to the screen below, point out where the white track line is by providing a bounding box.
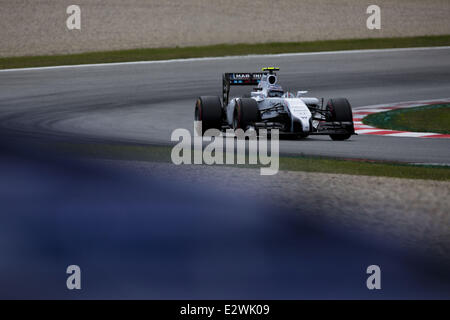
[385,132,440,137]
[1,46,450,73]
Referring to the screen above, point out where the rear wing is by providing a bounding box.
[222,73,263,105]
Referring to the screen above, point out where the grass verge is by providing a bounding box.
[363,104,450,134]
[280,156,450,181]
[1,35,450,70]
[55,142,450,181]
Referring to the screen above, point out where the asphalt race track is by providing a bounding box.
[1,47,450,163]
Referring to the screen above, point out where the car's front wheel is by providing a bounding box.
[326,98,354,141]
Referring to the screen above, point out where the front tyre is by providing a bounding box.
[326,98,354,141]
[330,133,352,140]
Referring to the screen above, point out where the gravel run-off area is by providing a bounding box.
[1,0,450,57]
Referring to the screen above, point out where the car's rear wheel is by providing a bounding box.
[326,98,354,141]
[233,98,260,130]
[195,96,223,135]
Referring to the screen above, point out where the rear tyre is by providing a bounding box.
[233,98,260,130]
[195,96,223,135]
[327,98,354,141]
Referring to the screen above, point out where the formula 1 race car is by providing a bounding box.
[194,67,355,140]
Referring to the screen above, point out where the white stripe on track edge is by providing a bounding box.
[385,132,440,137]
[1,46,450,73]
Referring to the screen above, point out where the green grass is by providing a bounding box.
[279,156,450,181]
[53,142,450,181]
[1,35,450,69]
[363,104,450,134]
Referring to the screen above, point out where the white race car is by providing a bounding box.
[195,67,355,140]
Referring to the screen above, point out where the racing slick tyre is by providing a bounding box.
[330,133,351,141]
[327,98,354,141]
[233,98,260,130]
[195,96,223,135]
